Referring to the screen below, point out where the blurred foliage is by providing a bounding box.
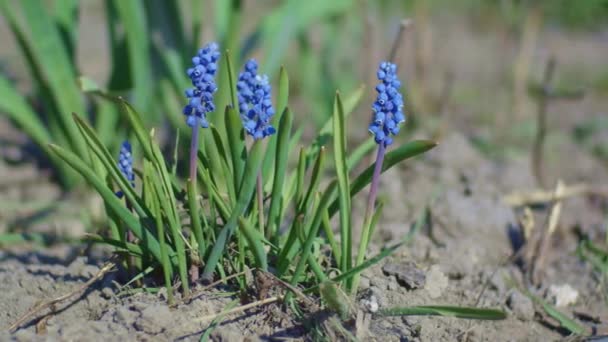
[417,0,608,30]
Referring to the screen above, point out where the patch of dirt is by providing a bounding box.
[1,132,606,341]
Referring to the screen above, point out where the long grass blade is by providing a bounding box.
[266,108,293,239]
[328,140,437,217]
[333,92,352,276]
[378,306,507,320]
[48,144,167,263]
[112,0,153,112]
[14,1,87,158]
[202,140,266,281]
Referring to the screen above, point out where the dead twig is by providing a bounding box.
[388,19,413,63]
[531,56,556,188]
[530,180,565,285]
[504,183,608,207]
[255,269,317,308]
[194,296,281,324]
[181,271,247,306]
[8,261,117,332]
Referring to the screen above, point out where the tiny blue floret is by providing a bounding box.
[183,42,221,128]
[369,62,405,147]
[116,141,134,198]
[237,59,276,140]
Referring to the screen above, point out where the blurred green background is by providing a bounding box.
[1,0,607,187]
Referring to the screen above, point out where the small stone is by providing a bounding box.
[424,265,448,299]
[360,295,379,313]
[507,290,535,321]
[101,287,115,299]
[114,306,138,326]
[387,280,399,291]
[382,262,426,290]
[359,277,371,290]
[134,304,171,334]
[370,277,388,290]
[488,268,508,294]
[547,284,578,307]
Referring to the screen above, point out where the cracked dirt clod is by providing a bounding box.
[382,262,426,290]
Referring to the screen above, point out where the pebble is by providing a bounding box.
[424,265,448,299]
[507,290,535,321]
[382,262,426,290]
[547,284,578,307]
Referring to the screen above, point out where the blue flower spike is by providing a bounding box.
[183,42,221,128]
[116,140,134,198]
[368,61,405,147]
[237,59,276,140]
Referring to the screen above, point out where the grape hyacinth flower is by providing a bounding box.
[183,42,221,129]
[116,141,134,198]
[368,62,405,147]
[237,59,276,140]
[353,62,406,292]
[183,42,220,182]
[366,62,405,211]
[237,59,276,236]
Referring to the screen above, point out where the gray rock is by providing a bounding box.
[507,290,535,321]
[382,262,426,290]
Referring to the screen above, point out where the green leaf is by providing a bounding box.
[8,0,87,158]
[523,289,589,336]
[202,139,266,281]
[306,85,365,164]
[238,218,268,270]
[53,0,79,60]
[0,76,51,155]
[188,179,205,262]
[259,0,354,75]
[209,124,236,202]
[289,181,337,286]
[261,66,290,186]
[48,144,167,263]
[112,0,153,112]
[149,132,190,294]
[266,108,293,239]
[225,106,247,193]
[146,162,175,303]
[119,99,154,159]
[378,306,507,320]
[85,234,145,258]
[328,140,437,217]
[277,147,326,275]
[333,92,352,275]
[320,281,351,320]
[72,114,147,215]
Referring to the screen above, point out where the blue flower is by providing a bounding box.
[183,42,221,128]
[237,59,276,140]
[368,62,405,147]
[116,141,134,198]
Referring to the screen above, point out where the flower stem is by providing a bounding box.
[364,144,386,223]
[188,119,200,283]
[256,172,265,234]
[352,143,386,295]
[189,121,200,187]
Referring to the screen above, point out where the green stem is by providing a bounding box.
[256,172,264,234]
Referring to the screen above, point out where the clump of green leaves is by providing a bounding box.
[49,48,436,302]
